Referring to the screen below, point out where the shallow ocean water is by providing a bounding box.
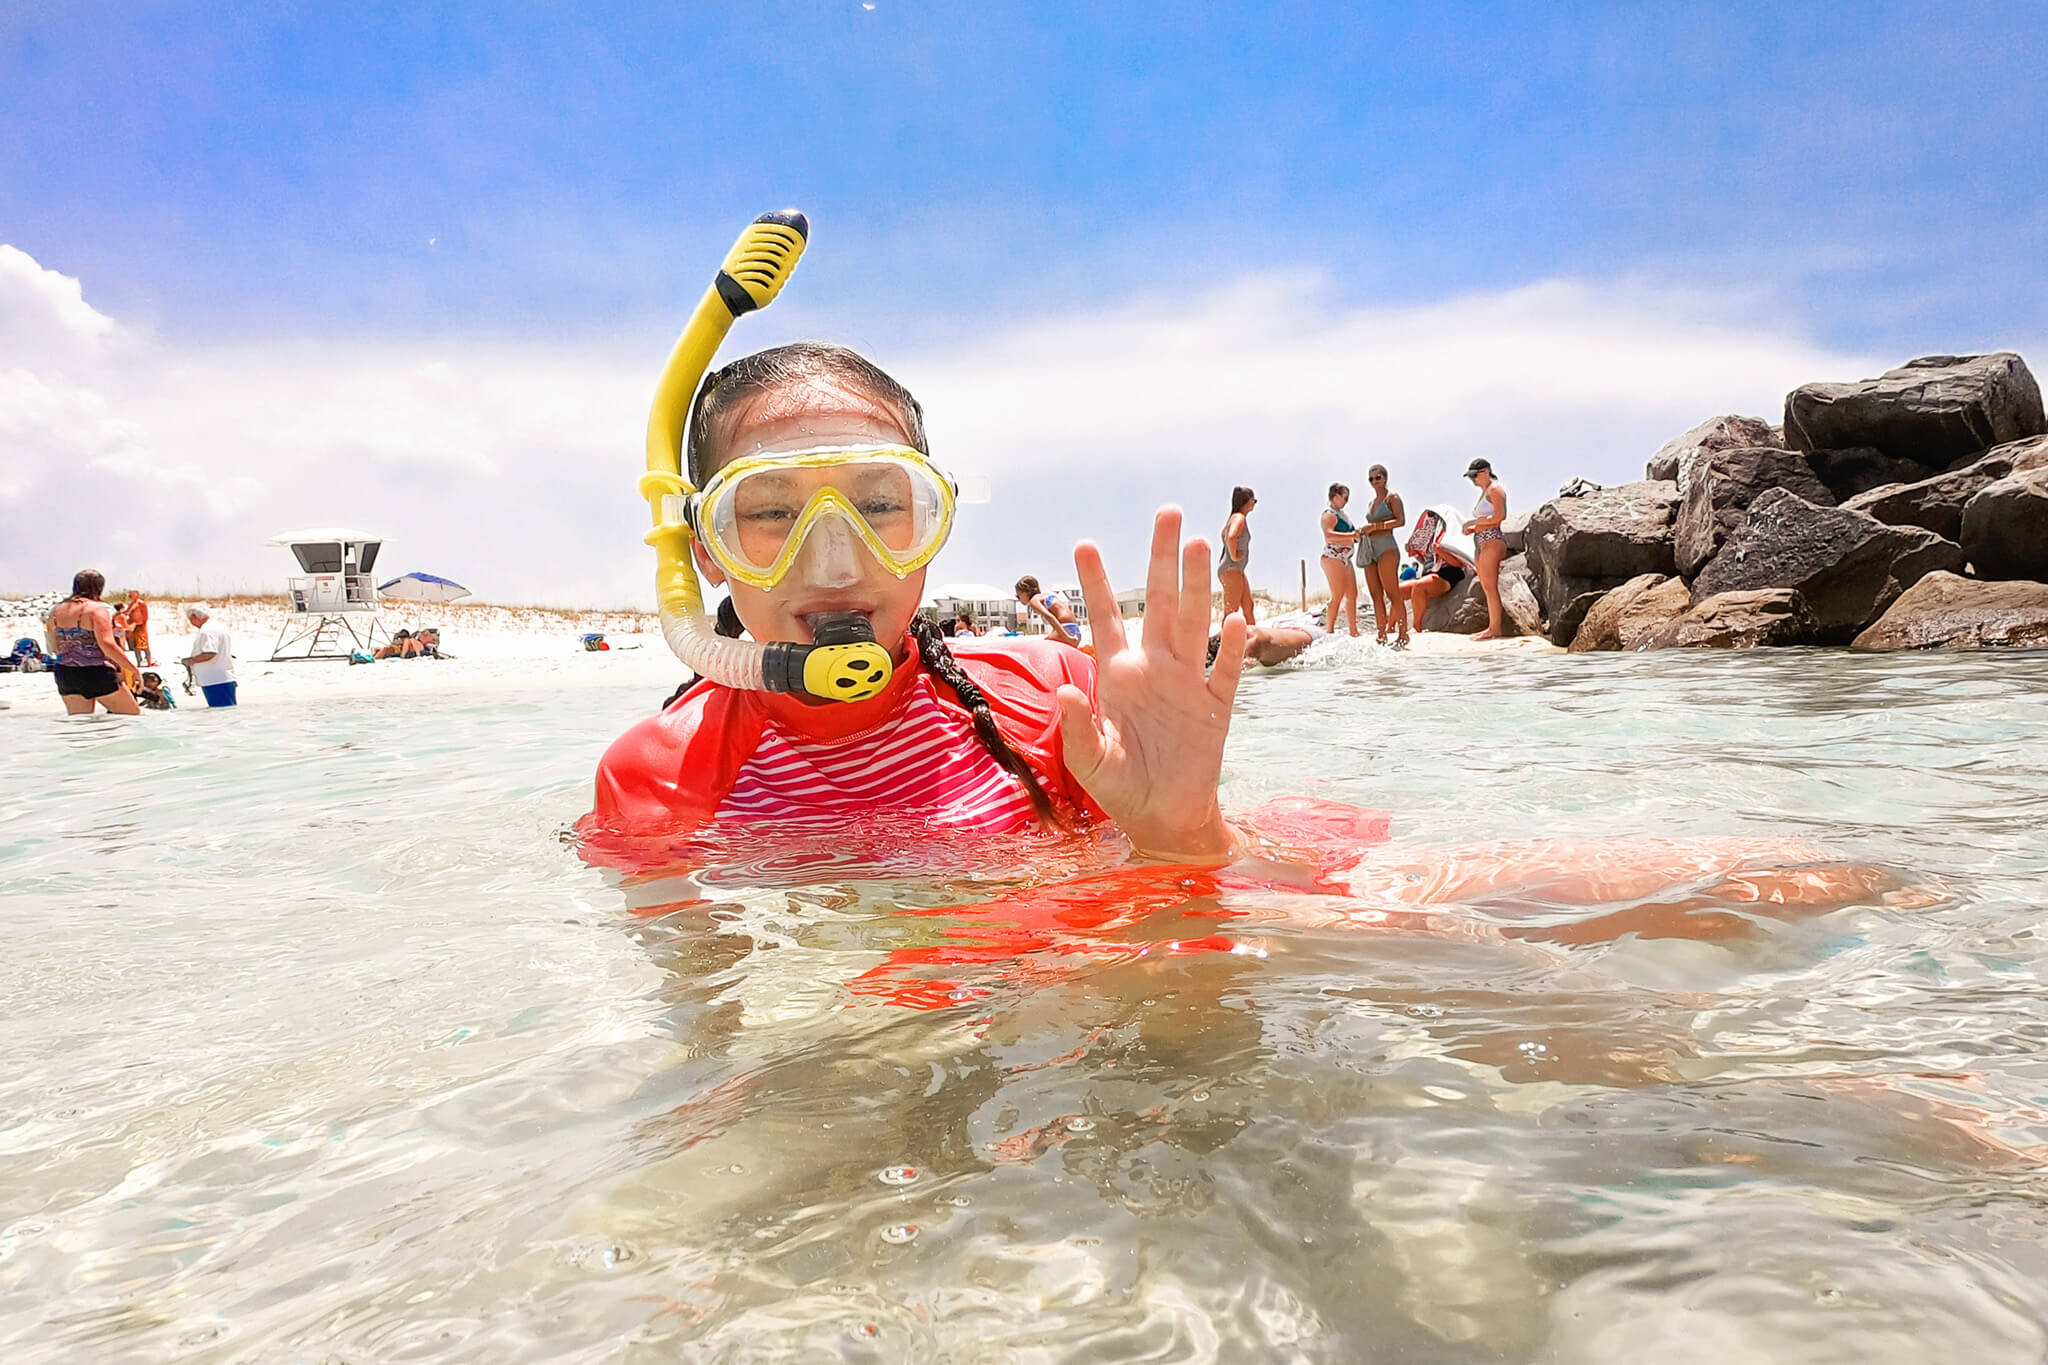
[5,643,2048,1362]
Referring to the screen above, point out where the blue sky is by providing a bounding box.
[4,3,2045,603]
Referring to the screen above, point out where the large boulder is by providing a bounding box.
[1501,510,1529,553]
[1646,589,1819,649]
[1851,571,2048,651]
[1418,553,1544,638]
[1959,466,2048,581]
[1522,480,1679,639]
[1568,574,1691,652]
[1785,353,2046,466]
[1842,434,2048,541]
[1691,488,1964,641]
[1644,414,1782,488]
[1802,446,1939,501]
[1673,446,1837,579]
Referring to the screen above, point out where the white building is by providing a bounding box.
[925,582,1021,634]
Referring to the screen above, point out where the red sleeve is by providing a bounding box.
[580,684,764,839]
[947,639,1109,822]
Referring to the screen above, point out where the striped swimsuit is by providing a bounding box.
[717,674,1038,831]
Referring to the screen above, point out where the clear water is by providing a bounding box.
[6,646,2048,1362]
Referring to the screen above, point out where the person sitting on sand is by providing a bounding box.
[411,628,443,658]
[1403,510,1475,633]
[375,629,415,660]
[1015,575,1085,648]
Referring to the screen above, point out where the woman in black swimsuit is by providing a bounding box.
[1402,511,1475,633]
[44,569,141,715]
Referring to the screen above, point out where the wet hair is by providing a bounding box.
[1014,575,1041,600]
[1231,486,1256,513]
[910,617,1061,828]
[1368,464,1388,481]
[70,569,105,600]
[1327,482,1348,501]
[685,341,928,486]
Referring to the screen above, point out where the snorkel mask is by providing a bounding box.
[639,211,955,703]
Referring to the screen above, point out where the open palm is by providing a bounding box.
[1056,507,1246,862]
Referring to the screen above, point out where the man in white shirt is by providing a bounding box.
[180,604,237,708]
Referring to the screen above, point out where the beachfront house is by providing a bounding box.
[1116,587,1146,618]
[926,582,1021,634]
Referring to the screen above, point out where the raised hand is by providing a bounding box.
[1055,506,1247,862]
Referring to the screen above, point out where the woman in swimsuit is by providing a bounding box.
[1462,458,1509,640]
[1403,510,1475,631]
[1217,485,1257,627]
[1355,464,1408,645]
[1318,482,1362,637]
[44,569,142,716]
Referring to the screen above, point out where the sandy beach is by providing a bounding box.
[0,597,683,718]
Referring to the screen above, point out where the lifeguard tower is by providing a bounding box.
[267,527,389,660]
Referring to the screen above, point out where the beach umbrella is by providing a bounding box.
[377,571,471,604]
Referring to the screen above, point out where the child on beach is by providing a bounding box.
[585,343,1245,862]
[1014,575,1085,647]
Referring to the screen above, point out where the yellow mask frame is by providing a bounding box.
[685,445,959,592]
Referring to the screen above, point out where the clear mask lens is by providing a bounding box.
[696,447,955,589]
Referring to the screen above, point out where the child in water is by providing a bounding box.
[582,340,1925,949]
[584,343,1246,862]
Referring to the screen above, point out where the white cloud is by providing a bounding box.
[1,244,1888,606]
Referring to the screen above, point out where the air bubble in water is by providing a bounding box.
[1406,1003,1445,1018]
[878,1165,920,1186]
[880,1223,919,1244]
[1518,1040,1551,1057]
[1064,1116,1095,1133]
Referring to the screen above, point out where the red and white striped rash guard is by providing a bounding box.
[580,637,1107,850]
[717,673,1040,831]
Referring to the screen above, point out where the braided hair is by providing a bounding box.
[909,616,1063,829]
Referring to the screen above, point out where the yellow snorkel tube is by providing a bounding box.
[639,210,896,703]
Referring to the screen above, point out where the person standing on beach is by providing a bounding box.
[1218,486,1257,627]
[1318,483,1362,636]
[1355,464,1408,646]
[114,589,155,667]
[1462,458,1509,640]
[45,570,142,716]
[181,605,238,708]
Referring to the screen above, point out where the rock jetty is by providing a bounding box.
[1476,351,2048,652]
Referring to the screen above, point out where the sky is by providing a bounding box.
[4,2,2045,605]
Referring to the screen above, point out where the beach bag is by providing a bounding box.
[1404,509,1445,561]
[349,649,375,665]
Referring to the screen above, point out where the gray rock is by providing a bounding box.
[1569,574,1691,652]
[1501,511,1529,554]
[1522,481,1679,631]
[1646,589,1820,649]
[1841,434,2048,541]
[1418,553,1544,638]
[1959,465,2048,580]
[1851,571,2048,651]
[1785,352,2046,466]
[1674,446,1837,579]
[1802,446,1939,501]
[1544,580,1616,648]
[1691,488,1964,640]
[1645,414,1782,489]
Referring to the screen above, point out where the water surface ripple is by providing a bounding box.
[5,648,2048,1361]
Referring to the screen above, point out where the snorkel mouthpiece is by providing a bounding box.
[760,612,893,702]
[643,209,903,704]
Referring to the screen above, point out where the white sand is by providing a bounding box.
[0,598,683,717]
